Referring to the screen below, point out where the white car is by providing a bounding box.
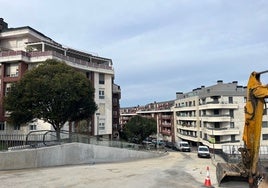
[197,146,210,158]
[175,141,191,152]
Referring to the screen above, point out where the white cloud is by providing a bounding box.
[2,0,268,106]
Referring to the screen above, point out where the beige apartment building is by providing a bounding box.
[0,18,119,138]
[174,81,246,150]
[120,80,268,152]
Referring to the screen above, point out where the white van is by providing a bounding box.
[197,145,210,158]
[175,141,191,152]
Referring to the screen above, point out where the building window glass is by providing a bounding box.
[263,134,268,140]
[264,108,267,115]
[5,83,12,95]
[14,124,21,130]
[86,71,94,82]
[262,121,268,128]
[29,124,37,130]
[99,73,105,84]
[0,122,5,130]
[228,97,233,103]
[5,64,19,77]
[99,122,105,130]
[99,90,105,99]
[230,122,234,128]
[113,98,118,105]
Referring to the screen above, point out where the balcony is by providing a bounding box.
[202,138,240,150]
[178,125,198,131]
[177,133,199,142]
[199,102,239,110]
[161,115,172,119]
[161,129,171,136]
[201,115,231,122]
[160,123,172,128]
[204,127,240,135]
[0,51,114,74]
[176,117,197,121]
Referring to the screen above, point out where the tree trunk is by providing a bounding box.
[54,125,61,143]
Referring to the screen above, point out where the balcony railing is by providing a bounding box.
[161,130,171,136]
[0,50,113,70]
[0,50,30,57]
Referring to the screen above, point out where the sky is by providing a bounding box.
[1,0,268,107]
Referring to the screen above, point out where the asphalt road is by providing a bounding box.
[0,150,249,188]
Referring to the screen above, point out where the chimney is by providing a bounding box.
[217,80,223,84]
[0,18,8,32]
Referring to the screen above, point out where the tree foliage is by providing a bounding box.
[121,115,157,143]
[4,59,97,139]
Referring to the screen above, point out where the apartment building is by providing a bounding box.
[120,80,268,151]
[112,84,121,139]
[0,18,119,138]
[174,80,268,151]
[120,100,175,142]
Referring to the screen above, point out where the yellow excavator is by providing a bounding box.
[216,71,268,188]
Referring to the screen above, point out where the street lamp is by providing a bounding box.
[96,113,100,141]
[211,127,215,159]
[156,115,159,150]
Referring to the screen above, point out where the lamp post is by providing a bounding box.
[96,113,100,141]
[212,127,215,159]
[156,115,159,150]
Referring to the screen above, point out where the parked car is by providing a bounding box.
[165,141,175,149]
[175,141,191,152]
[197,145,211,158]
[152,139,166,146]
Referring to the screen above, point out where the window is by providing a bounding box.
[230,122,235,128]
[29,124,37,130]
[263,134,268,140]
[228,97,233,103]
[229,109,234,118]
[86,72,92,80]
[113,111,118,116]
[113,98,118,105]
[99,73,105,84]
[14,124,21,130]
[99,122,105,130]
[264,108,268,115]
[214,109,219,115]
[99,90,105,99]
[262,121,268,128]
[0,122,5,130]
[214,122,220,129]
[5,83,12,95]
[5,63,19,77]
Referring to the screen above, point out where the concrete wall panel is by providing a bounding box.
[0,143,161,170]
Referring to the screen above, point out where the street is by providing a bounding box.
[0,150,249,188]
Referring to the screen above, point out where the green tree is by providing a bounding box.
[4,59,97,140]
[122,115,157,144]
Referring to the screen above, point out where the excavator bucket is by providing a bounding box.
[216,163,248,186]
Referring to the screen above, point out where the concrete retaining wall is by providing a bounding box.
[0,142,161,170]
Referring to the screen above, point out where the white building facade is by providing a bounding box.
[0,18,114,138]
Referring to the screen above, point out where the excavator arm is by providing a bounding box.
[217,71,268,188]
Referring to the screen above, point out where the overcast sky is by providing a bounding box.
[1,0,268,107]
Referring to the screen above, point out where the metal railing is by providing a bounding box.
[0,131,167,152]
[220,145,268,163]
